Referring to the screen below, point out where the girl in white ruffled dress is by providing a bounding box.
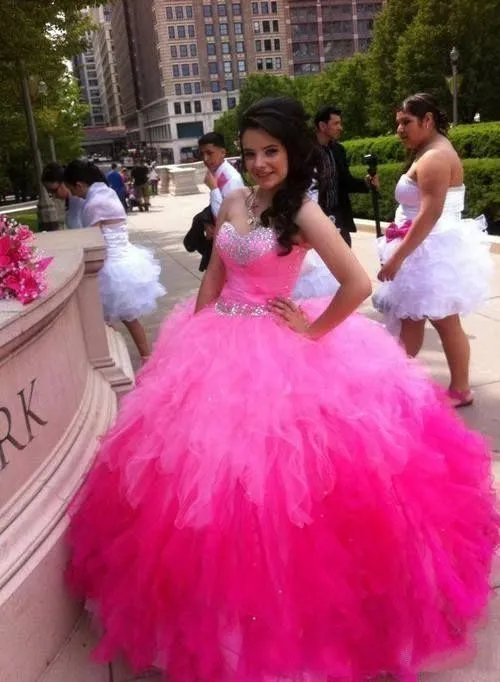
[373,93,493,408]
[64,161,166,360]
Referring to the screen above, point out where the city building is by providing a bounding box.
[108,0,384,164]
[286,0,384,75]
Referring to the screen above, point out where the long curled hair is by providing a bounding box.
[399,93,450,136]
[239,97,322,254]
[63,160,108,187]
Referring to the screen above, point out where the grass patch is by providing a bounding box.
[5,211,39,232]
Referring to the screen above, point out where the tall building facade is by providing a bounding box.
[73,5,123,128]
[286,0,383,75]
[109,0,384,163]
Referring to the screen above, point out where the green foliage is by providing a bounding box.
[8,211,39,232]
[0,1,95,196]
[214,109,239,156]
[367,0,500,130]
[349,158,500,223]
[343,122,500,165]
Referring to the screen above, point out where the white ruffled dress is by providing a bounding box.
[82,182,166,322]
[373,175,492,330]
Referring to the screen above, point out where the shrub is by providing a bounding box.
[349,158,500,233]
[344,122,500,165]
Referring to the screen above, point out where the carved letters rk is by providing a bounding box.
[0,379,48,470]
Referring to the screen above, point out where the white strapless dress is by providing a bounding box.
[100,225,166,322]
[373,176,492,330]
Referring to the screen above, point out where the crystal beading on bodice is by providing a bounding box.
[214,222,306,315]
[394,175,465,233]
[101,225,131,260]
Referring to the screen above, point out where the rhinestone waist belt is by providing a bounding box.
[214,297,273,317]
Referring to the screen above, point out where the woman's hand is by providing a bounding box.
[377,255,404,281]
[268,298,310,335]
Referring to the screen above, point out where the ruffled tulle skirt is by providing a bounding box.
[372,216,492,328]
[292,250,340,299]
[66,298,498,682]
[99,243,166,321]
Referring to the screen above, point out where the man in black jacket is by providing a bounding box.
[183,206,215,272]
[314,106,379,247]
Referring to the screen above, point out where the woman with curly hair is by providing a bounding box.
[67,98,497,682]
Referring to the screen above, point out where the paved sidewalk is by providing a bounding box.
[108,190,500,682]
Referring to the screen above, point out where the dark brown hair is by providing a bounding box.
[399,93,450,136]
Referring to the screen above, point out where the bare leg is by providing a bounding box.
[122,318,150,358]
[399,318,426,357]
[430,315,471,394]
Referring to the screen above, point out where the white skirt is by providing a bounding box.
[99,244,166,322]
[372,215,492,326]
[292,249,340,300]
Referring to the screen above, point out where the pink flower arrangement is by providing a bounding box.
[0,214,53,305]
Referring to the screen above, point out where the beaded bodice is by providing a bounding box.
[215,222,306,313]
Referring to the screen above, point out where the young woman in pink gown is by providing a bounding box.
[67,98,498,682]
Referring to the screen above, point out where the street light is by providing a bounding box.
[450,46,459,127]
[19,64,59,231]
[38,80,57,162]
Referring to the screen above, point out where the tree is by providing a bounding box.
[214,109,239,156]
[0,0,98,196]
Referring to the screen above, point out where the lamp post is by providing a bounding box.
[19,64,59,231]
[38,80,57,162]
[450,46,459,127]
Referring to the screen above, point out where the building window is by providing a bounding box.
[172,64,180,78]
[271,1,278,13]
[254,21,260,33]
[222,43,230,54]
[178,25,186,38]
[212,98,222,112]
[232,3,242,15]
[224,61,232,73]
[273,20,279,31]
[274,38,280,50]
[203,5,212,17]
[256,39,262,52]
[261,2,269,13]
[264,39,272,51]
[168,26,175,39]
[166,7,173,20]
[238,59,246,72]
[207,43,216,55]
[252,2,259,14]
[225,79,234,91]
[180,44,188,57]
[181,63,190,76]
[171,46,178,58]
[257,58,263,71]
[175,6,183,19]
[188,24,195,37]
[184,82,193,94]
[174,102,182,115]
[194,82,201,93]
[220,23,228,35]
[265,58,273,70]
[192,63,199,75]
[205,24,214,36]
[236,41,245,52]
[209,62,218,74]
[228,96,237,109]
[218,4,227,16]
[262,20,270,32]
[190,44,197,56]
[275,57,282,69]
[211,81,220,92]
[175,84,182,95]
[186,6,193,18]
[234,22,243,34]
[184,101,192,114]
[194,100,202,113]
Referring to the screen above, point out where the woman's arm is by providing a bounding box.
[194,199,231,312]
[279,200,372,339]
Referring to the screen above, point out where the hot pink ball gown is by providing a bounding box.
[67,219,498,682]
